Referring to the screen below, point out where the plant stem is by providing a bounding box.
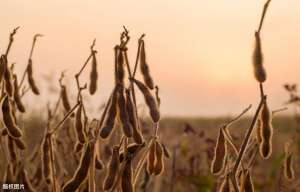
[49,102,80,135]
[48,134,57,192]
[77,53,93,77]
[258,0,272,33]
[74,40,97,124]
[89,144,96,192]
[247,144,259,169]
[224,105,252,127]
[0,134,9,164]
[5,27,20,57]
[75,75,88,119]
[222,127,245,171]
[124,50,142,133]
[231,96,266,191]
[122,30,146,142]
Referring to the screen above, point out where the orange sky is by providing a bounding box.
[0,0,299,116]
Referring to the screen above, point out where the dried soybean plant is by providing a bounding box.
[231,0,273,190]
[57,27,164,192]
[209,0,287,191]
[97,27,166,192]
[0,27,44,192]
[19,34,43,95]
[45,40,100,192]
[2,26,165,192]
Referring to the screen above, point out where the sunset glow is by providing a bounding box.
[1,0,299,116]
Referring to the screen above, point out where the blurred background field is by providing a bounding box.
[1,113,298,191]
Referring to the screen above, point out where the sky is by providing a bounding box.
[0,0,299,117]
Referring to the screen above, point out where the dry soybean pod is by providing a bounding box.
[155,86,161,107]
[100,86,120,139]
[283,142,295,181]
[121,155,134,192]
[27,59,40,95]
[62,143,93,192]
[139,166,150,191]
[255,117,262,144]
[74,103,86,144]
[140,40,154,90]
[61,84,71,113]
[13,137,26,150]
[119,143,145,162]
[132,79,160,123]
[89,51,98,95]
[147,140,156,175]
[117,85,132,137]
[4,58,14,97]
[154,141,164,175]
[283,152,294,181]
[41,134,52,184]
[115,47,125,85]
[13,74,25,113]
[103,146,120,190]
[259,101,273,159]
[126,142,145,155]
[252,32,266,83]
[211,127,227,175]
[125,89,143,144]
[0,55,6,83]
[2,96,23,138]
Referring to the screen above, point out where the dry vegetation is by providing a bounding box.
[0,0,299,192]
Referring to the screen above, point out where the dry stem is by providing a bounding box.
[75,39,97,121]
[5,26,20,57]
[49,102,81,135]
[231,96,266,191]
[48,133,57,192]
[258,0,272,33]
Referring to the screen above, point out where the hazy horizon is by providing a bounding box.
[1,0,299,116]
